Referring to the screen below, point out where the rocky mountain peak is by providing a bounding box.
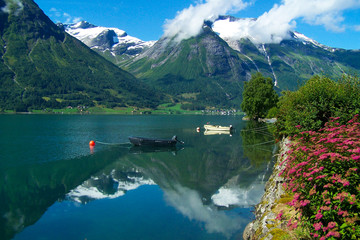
[63,21,156,59]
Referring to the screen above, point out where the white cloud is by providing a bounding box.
[50,7,61,17]
[213,0,360,44]
[163,0,250,42]
[73,17,83,23]
[355,25,360,31]
[165,0,360,44]
[48,8,82,24]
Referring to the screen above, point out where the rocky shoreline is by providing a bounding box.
[243,138,292,240]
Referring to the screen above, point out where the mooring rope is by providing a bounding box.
[95,141,131,146]
[241,125,274,132]
[243,139,275,147]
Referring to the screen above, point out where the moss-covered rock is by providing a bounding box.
[243,138,292,240]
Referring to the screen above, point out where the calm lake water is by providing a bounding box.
[0,114,277,240]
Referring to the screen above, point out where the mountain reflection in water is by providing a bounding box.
[1,115,277,240]
[164,184,248,238]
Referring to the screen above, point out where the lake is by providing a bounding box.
[0,114,277,240]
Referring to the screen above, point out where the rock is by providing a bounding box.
[242,138,290,239]
[242,222,254,240]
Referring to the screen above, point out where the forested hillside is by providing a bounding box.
[0,0,163,112]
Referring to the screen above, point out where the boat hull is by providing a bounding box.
[204,130,231,135]
[203,124,233,131]
[129,136,178,147]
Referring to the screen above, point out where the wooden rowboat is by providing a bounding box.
[129,135,184,147]
[203,124,233,131]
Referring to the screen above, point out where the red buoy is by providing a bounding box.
[89,140,95,147]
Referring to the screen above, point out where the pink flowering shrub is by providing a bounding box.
[280,115,360,239]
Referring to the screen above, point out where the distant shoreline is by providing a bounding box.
[0,108,243,116]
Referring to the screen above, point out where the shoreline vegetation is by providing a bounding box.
[243,73,360,240]
[244,115,360,240]
[0,103,243,115]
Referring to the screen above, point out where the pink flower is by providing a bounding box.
[319,153,329,160]
[316,175,327,180]
[327,222,337,229]
[275,211,283,220]
[313,222,323,231]
[320,206,331,211]
[326,231,340,238]
[300,200,311,206]
[324,183,333,188]
[352,148,360,153]
[295,125,302,129]
[351,155,360,160]
[315,212,323,220]
[338,210,349,217]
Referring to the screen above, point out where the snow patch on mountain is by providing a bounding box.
[63,21,156,56]
[213,16,334,51]
[292,31,335,52]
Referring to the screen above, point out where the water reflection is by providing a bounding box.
[3,118,278,240]
[61,121,277,239]
[67,170,155,204]
[211,174,269,208]
[164,184,248,238]
[129,145,183,155]
[0,147,128,240]
[203,130,232,136]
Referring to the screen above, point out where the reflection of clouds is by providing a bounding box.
[211,182,265,208]
[211,165,271,208]
[208,140,277,208]
[164,185,247,238]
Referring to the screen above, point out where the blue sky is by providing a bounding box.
[34,0,360,50]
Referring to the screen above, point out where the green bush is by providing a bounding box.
[266,107,279,118]
[275,74,360,137]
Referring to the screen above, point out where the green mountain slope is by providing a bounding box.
[122,26,254,107]
[236,38,359,91]
[122,22,360,108]
[0,0,163,111]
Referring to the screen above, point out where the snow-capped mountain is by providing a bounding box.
[122,15,359,107]
[212,16,335,52]
[62,21,156,58]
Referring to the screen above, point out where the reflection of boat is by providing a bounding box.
[204,130,232,136]
[129,135,184,147]
[204,124,233,131]
[129,145,182,154]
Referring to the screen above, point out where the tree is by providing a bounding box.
[241,72,278,120]
[275,74,360,137]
